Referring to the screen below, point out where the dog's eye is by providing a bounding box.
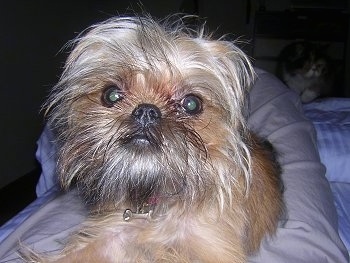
[102,86,123,107]
[181,94,202,115]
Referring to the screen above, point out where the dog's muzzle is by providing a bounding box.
[125,103,162,146]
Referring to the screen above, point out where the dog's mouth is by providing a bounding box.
[121,129,161,147]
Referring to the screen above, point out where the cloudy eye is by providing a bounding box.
[102,85,123,107]
[181,94,202,115]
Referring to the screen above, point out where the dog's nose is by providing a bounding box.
[132,103,161,127]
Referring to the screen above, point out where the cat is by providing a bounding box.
[276,41,334,103]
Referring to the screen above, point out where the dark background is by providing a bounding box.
[0,0,349,190]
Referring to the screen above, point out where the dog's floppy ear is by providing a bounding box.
[203,40,255,92]
[196,39,255,121]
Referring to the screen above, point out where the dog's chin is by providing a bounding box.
[74,134,187,210]
[59,117,209,211]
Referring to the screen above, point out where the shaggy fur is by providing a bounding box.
[25,15,283,263]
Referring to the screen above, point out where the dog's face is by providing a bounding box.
[47,17,255,211]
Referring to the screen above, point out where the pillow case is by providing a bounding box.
[35,125,57,197]
[303,98,350,183]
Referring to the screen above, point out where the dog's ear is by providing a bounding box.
[200,40,255,93]
[196,39,255,122]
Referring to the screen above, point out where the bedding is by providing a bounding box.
[35,125,57,198]
[303,98,350,253]
[0,69,348,262]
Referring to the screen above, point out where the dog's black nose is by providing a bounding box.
[132,103,161,127]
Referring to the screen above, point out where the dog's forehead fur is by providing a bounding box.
[56,16,254,121]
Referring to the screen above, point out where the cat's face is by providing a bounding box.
[278,41,333,103]
[303,57,327,78]
[282,42,328,78]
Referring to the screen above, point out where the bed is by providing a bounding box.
[0,69,349,262]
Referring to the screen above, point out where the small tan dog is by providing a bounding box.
[28,15,283,263]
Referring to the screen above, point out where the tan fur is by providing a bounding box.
[24,15,284,263]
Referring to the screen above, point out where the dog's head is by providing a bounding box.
[46,16,255,211]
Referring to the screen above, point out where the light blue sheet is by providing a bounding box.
[304,97,350,252]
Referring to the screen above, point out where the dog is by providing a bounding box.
[27,15,283,263]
